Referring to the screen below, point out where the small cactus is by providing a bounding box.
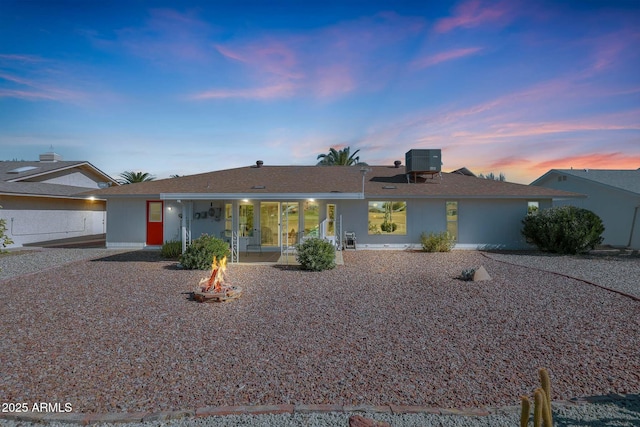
[520,396,530,427]
[534,388,545,427]
[520,369,553,427]
[539,368,553,425]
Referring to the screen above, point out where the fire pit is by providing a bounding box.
[192,256,242,303]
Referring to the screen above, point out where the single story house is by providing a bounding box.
[0,151,119,248]
[531,168,640,249]
[85,150,583,257]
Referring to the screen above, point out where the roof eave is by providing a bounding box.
[364,193,586,199]
[160,192,364,200]
[0,191,106,201]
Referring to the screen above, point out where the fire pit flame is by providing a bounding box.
[202,255,227,293]
[193,255,242,303]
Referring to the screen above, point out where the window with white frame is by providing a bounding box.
[368,201,407,235]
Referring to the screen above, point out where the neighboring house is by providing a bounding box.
[0,151,119,248]
[86,150,583,255]
[450,167,476,177]
[531,169,640,249]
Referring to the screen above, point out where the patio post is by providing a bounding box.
[180,200,187,254]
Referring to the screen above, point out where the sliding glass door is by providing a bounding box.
[259,201,300,247]
[260,202,279,246]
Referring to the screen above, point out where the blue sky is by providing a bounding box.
[1,0,638,184]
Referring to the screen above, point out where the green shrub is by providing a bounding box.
[521,206,604,254]
[161,240,182,259]
[179,234,230,270]
[295,237,336,271]
[0,205,13,254]
[420,231,455,252]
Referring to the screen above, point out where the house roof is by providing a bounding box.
[0,160,117,185]
[84,165,583,200]
[532,169,640,196]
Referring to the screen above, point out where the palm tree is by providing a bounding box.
[118,171,156,184]
[316,147,367,166]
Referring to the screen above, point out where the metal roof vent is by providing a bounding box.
[255,160,264,168]
[394,160,401,168]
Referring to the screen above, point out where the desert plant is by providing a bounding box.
[522,206,604,254]
[161,240,182,259]
[420,231,455,252]
[520,368,553,427]
[380,221,397,232]
[460,268,476,281]
[179,234,230,270]
[295,237,336,271]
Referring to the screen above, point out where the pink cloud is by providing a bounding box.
[190,82,297,100]
[90,8,215,65]
[532,152,640,172]
[216,42,303,80]
[201,11,426,101]
[0,55,119,104]
[0,54,44,63]
[0,89,58,100]
[312,64,356,98]
[447,114,640,143]
[588,29,640,73]
[434,0,515,33]
[0,71,86,102]
[412,47,483,69]
[464,151,640,184]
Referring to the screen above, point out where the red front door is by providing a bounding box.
[146,201,164,245]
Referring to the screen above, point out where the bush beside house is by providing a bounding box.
[522,206,604,254]
[296,238,336,271]
[179,234,230,270]
[420,231,455,252]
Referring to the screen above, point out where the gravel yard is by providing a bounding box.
[0,249,639,418]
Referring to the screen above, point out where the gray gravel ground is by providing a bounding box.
[483,250,640,299]
[0,248,639,426]
[0,248,129,282]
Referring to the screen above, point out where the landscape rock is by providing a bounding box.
[473,265,491,281]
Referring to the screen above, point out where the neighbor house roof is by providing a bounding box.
[84,165,584,200]
[450,167,476,177]
[0,158,118,199]
[0,160,116,185]
[531,169,640,196]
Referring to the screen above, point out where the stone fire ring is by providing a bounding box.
[192,286,242,303]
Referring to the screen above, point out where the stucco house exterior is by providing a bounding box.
[531,168,640,249]
[86,151,583,257]
[0,151,119,248]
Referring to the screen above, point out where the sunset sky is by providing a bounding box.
[1,0,638,184]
